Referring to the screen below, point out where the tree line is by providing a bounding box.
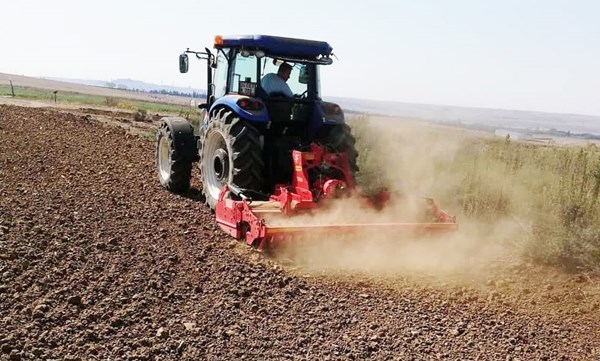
[105,82,205,98]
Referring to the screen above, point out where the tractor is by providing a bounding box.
[156,35,456,250]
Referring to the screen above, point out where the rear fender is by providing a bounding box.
[309,100,345,138]
[209,95,269,123]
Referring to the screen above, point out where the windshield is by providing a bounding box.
[260,57,308,96]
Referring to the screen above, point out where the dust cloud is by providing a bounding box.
[269,117,525,278]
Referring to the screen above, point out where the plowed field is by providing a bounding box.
[0,105,598,360]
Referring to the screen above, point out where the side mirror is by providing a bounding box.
[179,53,189,73]
[298,65,308,84]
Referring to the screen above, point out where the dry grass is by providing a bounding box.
[348,115,600,273]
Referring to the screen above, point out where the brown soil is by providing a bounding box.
[0,104,599,360]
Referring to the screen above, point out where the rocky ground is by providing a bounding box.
[0,104,599,360]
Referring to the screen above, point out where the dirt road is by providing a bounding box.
[0,104,598,360]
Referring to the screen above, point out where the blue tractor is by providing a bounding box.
[156,35,358,208]
[156,35,457,250]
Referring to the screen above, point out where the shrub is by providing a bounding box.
[105,97,117,107]
[133,109,148,122]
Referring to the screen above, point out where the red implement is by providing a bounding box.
[215,144,457,251]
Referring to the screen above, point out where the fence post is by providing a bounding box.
[9,79,15,96]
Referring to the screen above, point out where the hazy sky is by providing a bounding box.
[2,0,600,116]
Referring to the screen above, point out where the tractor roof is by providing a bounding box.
[214,35,333,59]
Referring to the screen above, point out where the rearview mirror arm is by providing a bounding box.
[182,48,215,107]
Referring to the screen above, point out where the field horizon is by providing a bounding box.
[3,71,600,143]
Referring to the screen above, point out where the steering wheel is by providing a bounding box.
[295,90,308,99]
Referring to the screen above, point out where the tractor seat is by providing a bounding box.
[266,100,294,122]
[263,92,294,122]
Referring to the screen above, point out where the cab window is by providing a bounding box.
[231,52,257,96]
[260,58,308,96]
[213,51,228,99]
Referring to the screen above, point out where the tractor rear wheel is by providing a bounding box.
[318,124,359,178]
[199,109,264,209]
[156,118,197,193]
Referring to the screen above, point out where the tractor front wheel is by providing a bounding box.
[156,118,196,193]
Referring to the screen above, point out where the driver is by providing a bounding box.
[261,63,294,98]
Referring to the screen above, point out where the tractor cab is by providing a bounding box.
[179,35,343,143]
[224,51,314,125]
[177,35,355,208]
